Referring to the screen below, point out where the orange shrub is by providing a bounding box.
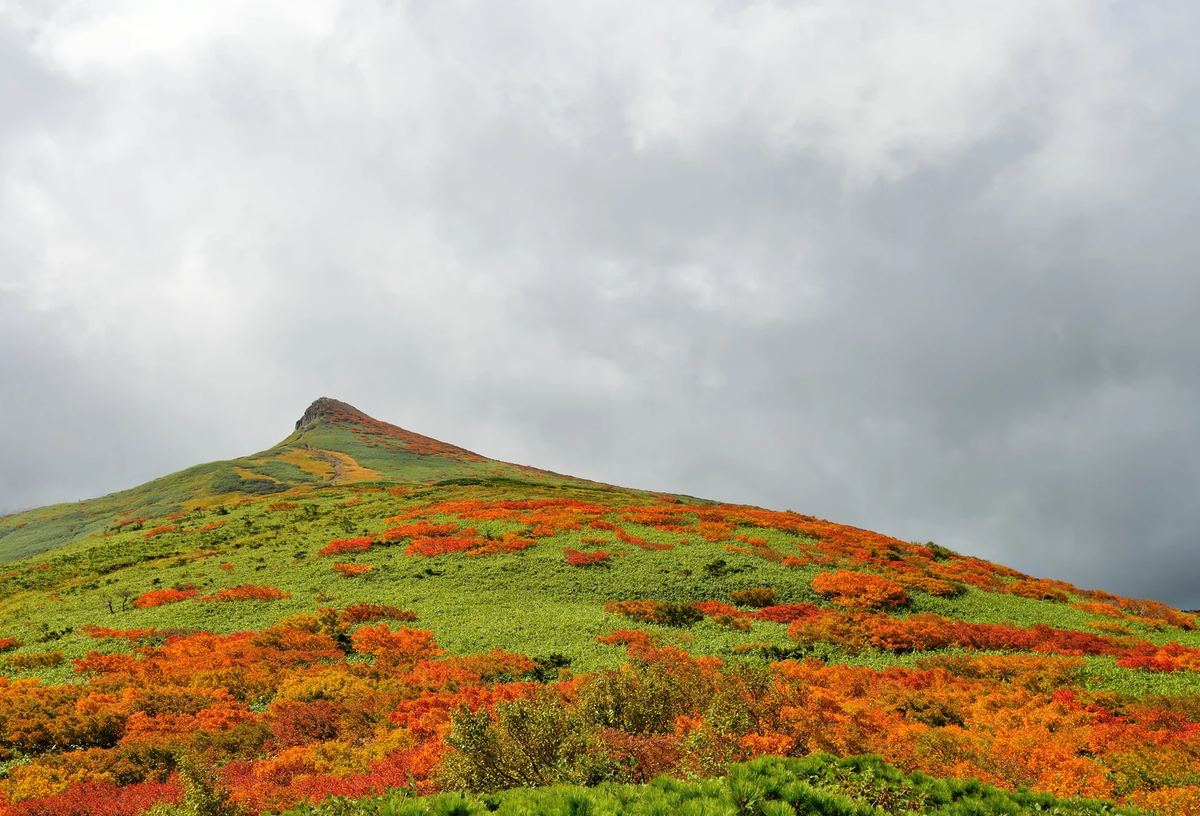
[381,522,459,542]
[881,569,963,598]
[351,625,443,663]
[81,626,156,642]
[132,588,198,608]
[469,533,537,556]
[338,602,416,625]
[712,613,752,631]
[6,651,64,670]
[201,585,290,602]
[1076,601,1126,618]
[405,536,478,557]
[141,525,177,538]
[73,651,139,676]
[604,600,662,623]
[810,570,909,610]
[1005,579,1070,603]
[861,613,956,652]
[332,563,374,577]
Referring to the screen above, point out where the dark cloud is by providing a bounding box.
[2,2,1199,606]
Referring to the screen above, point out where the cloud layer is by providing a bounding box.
[3,1,1199,605]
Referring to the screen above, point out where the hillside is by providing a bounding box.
[0,398,584,564]
[0,400,1197,815]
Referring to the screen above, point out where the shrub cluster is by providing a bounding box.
[563,549,612,567]
[810,570,909,610]
[604,601,704,628]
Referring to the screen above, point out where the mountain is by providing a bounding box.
[0,399,1196,816]
[0,397,593,564]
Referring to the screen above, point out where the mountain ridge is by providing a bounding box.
[0,398,602,565]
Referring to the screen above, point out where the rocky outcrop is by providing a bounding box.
[295,397,363,430]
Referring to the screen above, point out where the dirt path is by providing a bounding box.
[304,443,345,484]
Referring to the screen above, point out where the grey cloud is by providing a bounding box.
[2,1,1200,606]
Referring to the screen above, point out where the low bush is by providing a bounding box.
[727,588,776,608]
[810,570,909,611]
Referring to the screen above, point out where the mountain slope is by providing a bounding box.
[0,399,1197,815]
[0,398,592,564]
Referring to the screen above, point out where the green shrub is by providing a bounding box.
[440,687,615,792]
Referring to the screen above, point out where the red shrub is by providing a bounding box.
[749,604,822,623]
[0,779,181,816]
[270,699,344,747]
[132,588,197,609]
[1118,653,1179,672]
[564,549,612,567]
[318,537,373,557]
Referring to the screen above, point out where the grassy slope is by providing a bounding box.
[0,398,581,565]
[1,399,1198,815]
[0,402,1197,698]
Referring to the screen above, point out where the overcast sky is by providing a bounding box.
[2,1,1199,606]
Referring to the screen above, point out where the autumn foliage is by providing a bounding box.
[317,537,372,557]
[810,570,909,610]
[131,589,197,609]
[563,549,612,567]
[9,475,1200,815]
[200,585,290,602]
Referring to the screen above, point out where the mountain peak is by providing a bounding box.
[293,398,486,463]
[295,397,366,430]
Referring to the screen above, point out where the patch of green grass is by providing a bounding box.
[267,754,1140,816]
